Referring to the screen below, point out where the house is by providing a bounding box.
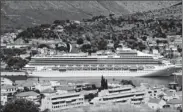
[15,91,40,105]
[34,81,52,92]
[147,98,166,110]
[19,81,36,91]
[1,61,7,69]
[147,86,165,98]
[1,85,18,101]
[54,25,64,32]
[1,85,18,95]
[163,90,177,101]
[152,49,159,55]
[175,91,182,99]
[1,95,7,106]
[14,38,25,44]
[1,43,7,48]
[1,77,13,85]
[56,85,75,92]
[167,99,182,108]
[50,81,61,87]
[41,88,56,96]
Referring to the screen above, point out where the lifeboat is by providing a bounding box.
[122,66,128,70]
[129,66,137,71]
[106,65,113,70]
[68,64,74,67]
[91,66,97,70]
[98,65,105,70]
[59,67,66,72]
[91,64,97,67]
[75,67,82,70]
[52,67,58,71]
[60,65,66,67]
[138,66,144,70]
[83,67,90,70]
[67,67,74,70]
[114,66,121,70]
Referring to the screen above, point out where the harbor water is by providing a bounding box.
[4,76,182,87]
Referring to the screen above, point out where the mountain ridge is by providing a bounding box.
[1,1,180,32]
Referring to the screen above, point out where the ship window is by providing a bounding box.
[136,94,144,96]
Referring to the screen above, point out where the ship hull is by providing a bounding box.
[28,66,176,78]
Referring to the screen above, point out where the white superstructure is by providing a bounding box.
[24,48,176,77]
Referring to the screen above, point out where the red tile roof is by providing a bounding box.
[41,88,55,93]
[167,99,182,104]
[16,91,39,97]
[149,98,161,104]
[164,91,174,97]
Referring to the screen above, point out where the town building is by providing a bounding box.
[90,85,149,105]
[147,98,166,110]
[175,91,182,99]
[1,43,7,48]
[1,85,18,101]
[166,99,182,108]
[15,91,40,105]
[34,81,52,92]
[50,81,61,87]
[1,95,8,106]
[1,61,7,69]
[18,81,36,91]
[167,35,182,46]
[163,89,177,101]
[41,88,56,96]
[1,77,13,85]
[140,83,165,98]
[40,92,85,111]
[1,85,18,96]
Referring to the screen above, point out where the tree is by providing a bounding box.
[98,39,107,50]
[38,94,45,105]
[142,36,147,41]
[31,50,38,56]
[24,87,30,92]
[2,99,39,112]
[158,94,164,99]
[77,38,84,45]
[100,76,108,90]
[34,89,40,94]
[177,47,182,53]
[38,44,50,49]
[101,75,105,90]
[81,44,91,52]
[105,79,108,89]
[42,109,51,112]
[56,46,67,52]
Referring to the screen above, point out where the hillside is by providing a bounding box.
[1,1,180,32]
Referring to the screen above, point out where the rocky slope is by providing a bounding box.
[1,1,180,31]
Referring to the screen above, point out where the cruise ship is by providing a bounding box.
[23,48,177,77]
